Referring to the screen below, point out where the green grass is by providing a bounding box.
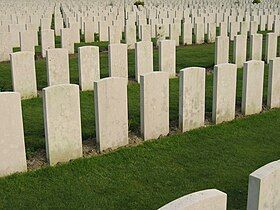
[0,32,279,209]
[15,37,269,157]
[0,33,275,156]
[0,109,279,209]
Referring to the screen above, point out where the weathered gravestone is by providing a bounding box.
[233,35,247,68]
[247,160,280,210]
[265,33,277,64]
[43,84,83,166]
[179,67,205,132]
[140,72,169,140]
[213,63,237,124]
[268,57,280,109]
[159,40,176,77]
[61,28,74,54]
[0,92,27,177]
[41,29,55,58]
[94,77,128,151]
[250,34,263,60]
[215,36,229,65]
[158,189,227,210]
[78,46,100,91]
[46,48,70,86]
[108,43,128,79]
[135,41,153,82]
[242,60,264,116]
[10,51,37,99]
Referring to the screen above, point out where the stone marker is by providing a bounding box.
[140,24,151,41]
[229,22,239,41]
[69,22,80,43]
[9,24,21,47]
[240,21,249,36]
[43,84,82,166]
[98,21,109,41]
[215,36,229,65]
[260,15,267,31]
[109,25,121,44]
[94,77,128,151]
[140,72,169,140]
[274,19,280,36]
[0,92,27,177]
[84,21,95,43]
[108,43,128,79]
[207,22,216,43]
[158,189,227,210]
[250,34,263,60]
[78,46,100,91]
[250,21,258,35]
[125,24,136,49]
[179,67,205,132]
[233,35,247,68]
[10,51,37,99]
[156,24,167,46]
[219,22,227,36]
[46,48,70,86]
[169,24,180,46]
[20,30,35,52]
[265,33,277,63]
[247,160,280,210]
[0,32,12,61]
[41,29,55,57]
[54,17,63,36]
[159,40,176,77]
[182,22,192,45]
[242,60,264,116]
[61,28,74,54]
[213,63,237,124]
[268,58,280,108]
[135,41,153,82]
[195,23,204,44]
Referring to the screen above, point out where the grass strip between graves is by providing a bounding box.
[0,108,279,209]
[0,32,279,209]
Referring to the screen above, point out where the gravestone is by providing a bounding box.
[61,28,74,54]
[43,84,83,166]
[213,63,237,124]
[41,29,55,58]
[265,33,277,63]
[10,51,37,99]
[108,43,128,79]
[135,41,153,82]
[158,189,227,210]
[140,72,169,140]
[78,46,100,91]
[215,36,229,65]
[94,77,128,151]
[242,60,264,115]
[233,35,247,68]
[0,92,27,177]
[179,67,205,132]
[268,58,280,108]
[46,48,70,86]
[247,160,280,210]
[250,34,263,60]
[159,40,176,77]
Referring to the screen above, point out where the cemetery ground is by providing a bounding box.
[0,34,280,209]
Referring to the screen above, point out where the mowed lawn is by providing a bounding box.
[0,109,279,209]
[0,34,279,209]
